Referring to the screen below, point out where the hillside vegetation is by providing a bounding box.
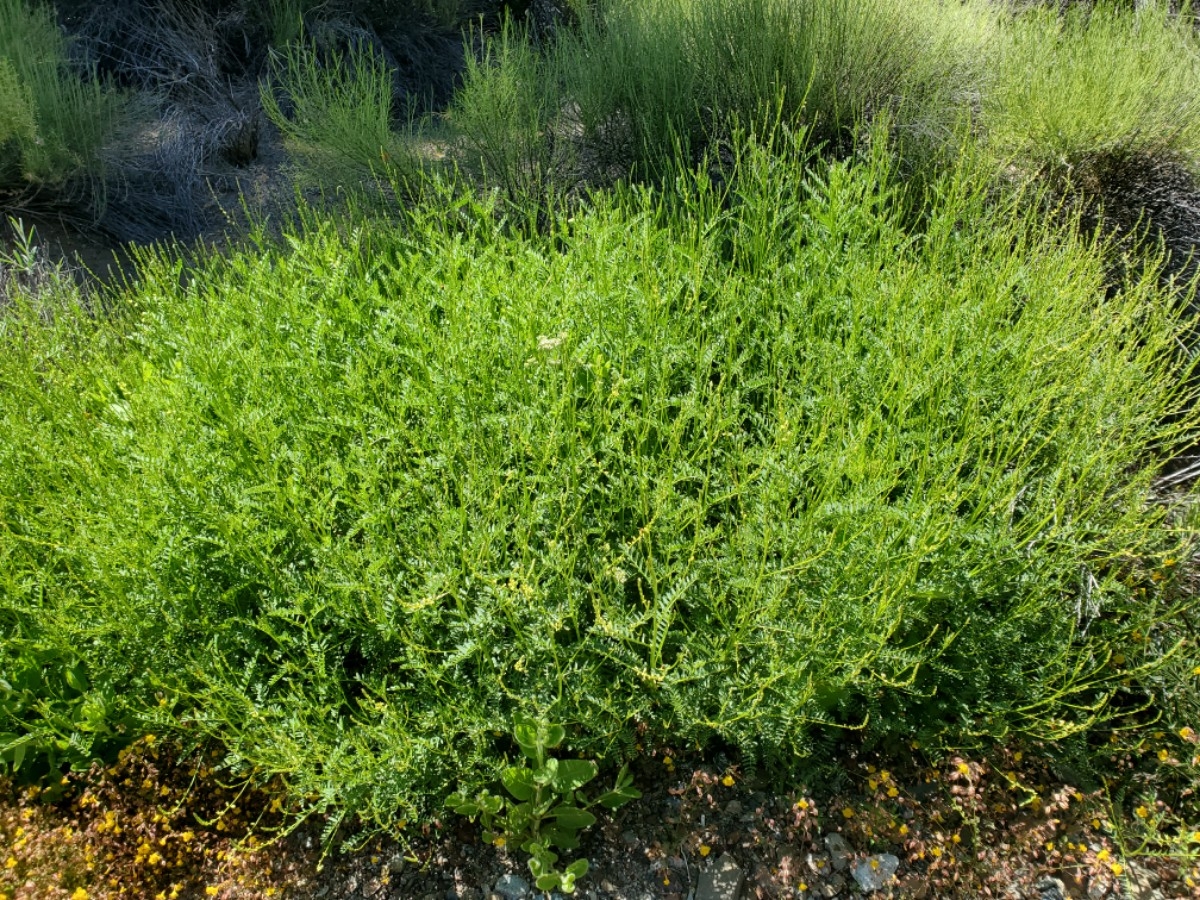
[2,0,1200,882]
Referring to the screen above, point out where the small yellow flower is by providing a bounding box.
[1045,841,1055,851]
[868,778,879,791]
[951,834,961,844]
[870,858,880,870]
[493,836,506,848]
[722,775,735,787]
[699,844,711,857]
[1158,749,1169,762]
[206,888,219,897]
[1013,751,1023,763]
[1111,863,1124,876]
[4,857,16,870]
[72,891,88,900]
[1092,818,1101,829]
[956,762,970,776]
[799,883,807,892]
[1193,665,1200,676]
[887,787,899,799]
[371,855,380,865]
[1136,806,1150,818]
[796,799,809,811]
[898,824,909,836]
[842,807,854,819]
[1097,849,1111,861]
[1181,727,1196,741]
[663,756,673,767]
[145,734,156,744]
[930,847,943,858]
[1192,831,1200,843]
[880,770,891,782]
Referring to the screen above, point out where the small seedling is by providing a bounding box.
[445,714,641,895]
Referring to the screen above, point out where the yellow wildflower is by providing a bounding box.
[898,824,909,836]
[842,807,854,819]
[206,888,219,897]
[1158,749,1169,762]
[796,799,809,811]
[72,891,88,900]
[956,762,970,776]
[1111,863,1124,876]
[722,775,735,787]
[1136,806,1150,818]
[799,883,807,892]
[868,779,879,791]
[663,756,673,767]
[1098,849,1110,861]
[887,787,899,799]
[1181,727,1196,741]
[699,845,711,857]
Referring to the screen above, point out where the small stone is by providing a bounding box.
[725,800,744,817]
[495,873,531,900]
[1087,876,1110,900]
[697,853,745,900]
[622,829,641,846]
[387,853,407,875]
[820,875,846,898]
[669,856,687,871]
[851,854,899,893]
[824,834,853,873]
[1035,876,1066,900]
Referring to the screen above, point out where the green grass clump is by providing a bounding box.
[0,0,131,202]
[450,0,989,187]
[986,1,1200,177]
[262,39,424,193]
[0,134,1196,826]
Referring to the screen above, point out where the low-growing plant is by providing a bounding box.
[445,714,640,894]
[0,129,1196,829]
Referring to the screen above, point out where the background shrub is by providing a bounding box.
[985,1,1200,177]
[0,0,132,207]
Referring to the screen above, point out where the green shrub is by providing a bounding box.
[450,19,571,204]
[0,133,1195,827]
[262,38,426,193]
[985,1,1200,177]
[0,0,130,201]
[452,0,990,186]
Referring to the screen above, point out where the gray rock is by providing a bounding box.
[1035,877,1066,900]
[669,855,688,871]
[1087,876,1110,900]
[495,873,531,900]
[387,853,407,875]
[823,834,853,873]
[1124,864,1164,900]
[724,800,744,817]
[851,854,899,893]
[821,874,846,898]
[697,853,745,900]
